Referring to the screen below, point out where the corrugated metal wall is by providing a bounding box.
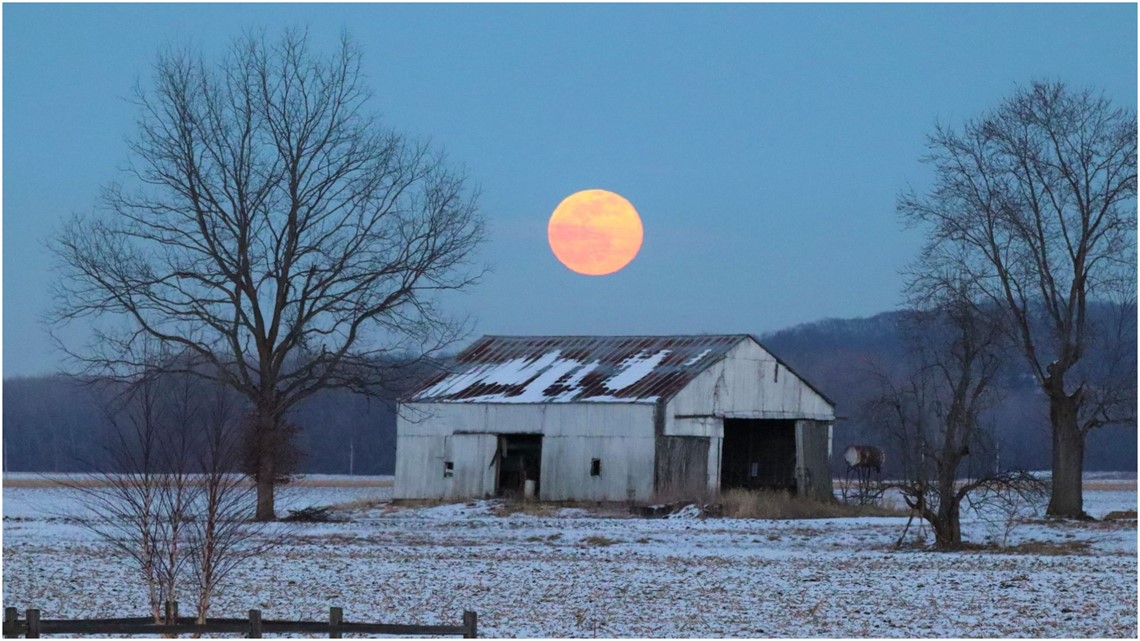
[654,436,710,500]
[665,339,833,427]
[395,402,656,500]
[796,419,834,501]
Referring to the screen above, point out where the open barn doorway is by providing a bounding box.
[720,419,797,491]
[496,434,543,498]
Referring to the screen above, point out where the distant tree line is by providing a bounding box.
[764,303,1137,477]
[5,303,1134,476]
[2,376,397,476]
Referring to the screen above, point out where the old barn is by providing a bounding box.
[394,335,835,502]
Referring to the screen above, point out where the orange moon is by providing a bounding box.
[547,189,644,276]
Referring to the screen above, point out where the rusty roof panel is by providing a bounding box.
[408,334,749,404]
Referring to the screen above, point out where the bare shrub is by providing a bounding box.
[65,360,274,623]
[582,535,621,547]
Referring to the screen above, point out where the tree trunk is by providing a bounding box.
[933,489,962,549]
[253,410,277,522]
[255,448,276,521]
[1046,394,1086,518]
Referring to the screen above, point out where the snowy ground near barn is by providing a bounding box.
[2,476,1135,638]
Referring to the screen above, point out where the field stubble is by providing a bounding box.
[2,477,1135,638]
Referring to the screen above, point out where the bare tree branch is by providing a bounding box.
[897,81,1136,518]
[50,29,486,520]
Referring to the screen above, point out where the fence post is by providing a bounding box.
[164,601,179,624]
[463,610,477,638]
[24,610,39,639]
[247,609,262,638]
[3,608,17,639]
[328,606,342,639]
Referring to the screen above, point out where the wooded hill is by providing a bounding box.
[4,309,1135,475]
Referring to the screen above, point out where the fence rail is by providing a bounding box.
[3,606,477,638]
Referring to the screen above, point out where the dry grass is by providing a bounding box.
[1103,510,1137,521]
[996,540,1095,556]
[388,498,460,508]
[326,497,393,512]
[1083,480,1137,492]
[832,478,1137,493]
[3,474,393,489]
[492,498,561,517]
[4,476,104,489]
[718,488,906,520]
[293,476,394,488]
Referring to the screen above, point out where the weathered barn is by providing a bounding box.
[394,335,835,502]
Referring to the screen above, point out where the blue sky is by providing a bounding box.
[3,3,1136,377]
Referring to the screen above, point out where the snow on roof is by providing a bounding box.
[407,335,749,404]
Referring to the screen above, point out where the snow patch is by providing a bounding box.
[604,350,670,391]
[682,348,712,366]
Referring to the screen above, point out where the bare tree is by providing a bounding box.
[898,81,1137,518]
[66,359,273,623]
[64,363,196,623]
[865,282,1046,549]
[50,29,485,520]
[184,378,273,624]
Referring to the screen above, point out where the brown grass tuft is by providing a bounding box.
[3,474,393,489]
[997,540,1094,556]
[718,488,906,520]
[1083,480,1137,492]
[326,497,392,512]
[1102,510,1137,521]
[492,498,561,517]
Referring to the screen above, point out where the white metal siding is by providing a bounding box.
[541,435,655,501]
[393,435,447,499]
[398,402,654,437]
[665,338,834,434]
[395,402,655,500]
[446,434,498,498]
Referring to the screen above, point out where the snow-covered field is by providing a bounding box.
[3,476,1136,637]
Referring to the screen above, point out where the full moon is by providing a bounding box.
[547,189,644,276]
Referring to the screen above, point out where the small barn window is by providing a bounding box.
[774,363,779,382]
[590,459,601,476]
[443,461,454,478]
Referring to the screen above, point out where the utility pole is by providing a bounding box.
[348,435,355,476]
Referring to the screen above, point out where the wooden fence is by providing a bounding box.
[3,605,477,638]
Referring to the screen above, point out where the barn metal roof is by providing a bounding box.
[406,334,751,404]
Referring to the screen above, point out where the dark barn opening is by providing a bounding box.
[721,419,796,491]
[497,434,543,497]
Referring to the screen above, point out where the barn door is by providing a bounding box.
[655,436,709,500]
[496,434,543,498]
[794,420,833,501]
[447,434,499,498]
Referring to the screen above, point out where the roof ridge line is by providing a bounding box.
[476,333,752,339]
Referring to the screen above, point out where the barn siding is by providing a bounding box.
[664,339,833,431]
[654,436,710,500]
[542,435,655,501]
[395,402,655,500]
[796,419,834,501]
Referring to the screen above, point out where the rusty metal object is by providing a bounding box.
[843,445,885,472]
